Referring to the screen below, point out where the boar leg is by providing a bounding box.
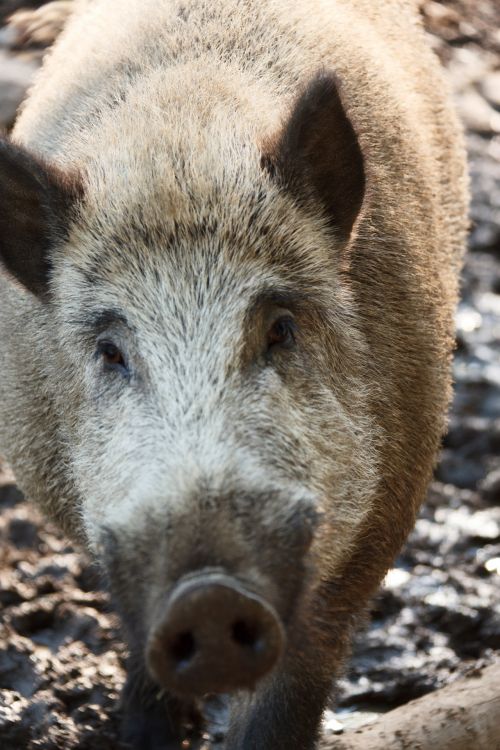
[120,656,201,750]
[225,658,331,750]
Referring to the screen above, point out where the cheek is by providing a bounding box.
[80,450,160,549]
[83,477,156,546]
[72,404,155,523]
[75,405,201,548]
[270,374,380,498]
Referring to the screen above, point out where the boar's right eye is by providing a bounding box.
[96,340,129,377]
[267,316,297,351]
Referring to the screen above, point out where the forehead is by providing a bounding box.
[61,155,338,324]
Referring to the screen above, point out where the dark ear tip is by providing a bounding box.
[0,136,83,195]
[261,68,365,242]
[0,137,45,177]
[306,69,343,97]
[0,139,80,299]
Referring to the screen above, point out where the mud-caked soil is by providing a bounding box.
[1,1,500,747]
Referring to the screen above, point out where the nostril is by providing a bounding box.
[231,619,262,652]
[169,631,196,668]
[147,577,285,695]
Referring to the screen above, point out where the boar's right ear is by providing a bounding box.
[262,71,365,243]
[0,139,80,298]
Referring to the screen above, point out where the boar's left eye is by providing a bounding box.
[267,316,297,351]
[96,340,129,376]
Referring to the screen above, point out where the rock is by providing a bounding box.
[0,25,19,48]
[481,70,500,110]
[0,1,46,27]
[447,46,496,93]
[0,691,31,747]
[456,86,500,134]
[0,483,24,508]
[435,449,486,489]
[480,467,500,502]
[421,0,462,42]
[0,49,38,130]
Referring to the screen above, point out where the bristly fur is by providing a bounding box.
[0,1,468,748]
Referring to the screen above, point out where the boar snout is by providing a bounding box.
[146,572,285,696]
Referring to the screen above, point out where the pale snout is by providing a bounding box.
[146,572,285,696]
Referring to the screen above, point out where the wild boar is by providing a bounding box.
[0,0,468,747]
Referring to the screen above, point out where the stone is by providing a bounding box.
[0,49,38,131]
[481,70,500,110]
[456,87,500,135]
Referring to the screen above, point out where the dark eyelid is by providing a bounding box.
[277,314,297,329]
[94,337,122,359]
[96,337,121,351]
[90,309,131,334]
[69,308,132,335]
[252,288,308,312]
[244,288,309,327]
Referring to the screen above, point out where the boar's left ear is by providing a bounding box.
[0,139,81,299]
[262,71,365,242]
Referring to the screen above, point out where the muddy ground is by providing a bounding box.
[0,1,499,748]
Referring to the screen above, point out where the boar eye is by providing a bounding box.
[97,340,128,375]
[267,316,296,351]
